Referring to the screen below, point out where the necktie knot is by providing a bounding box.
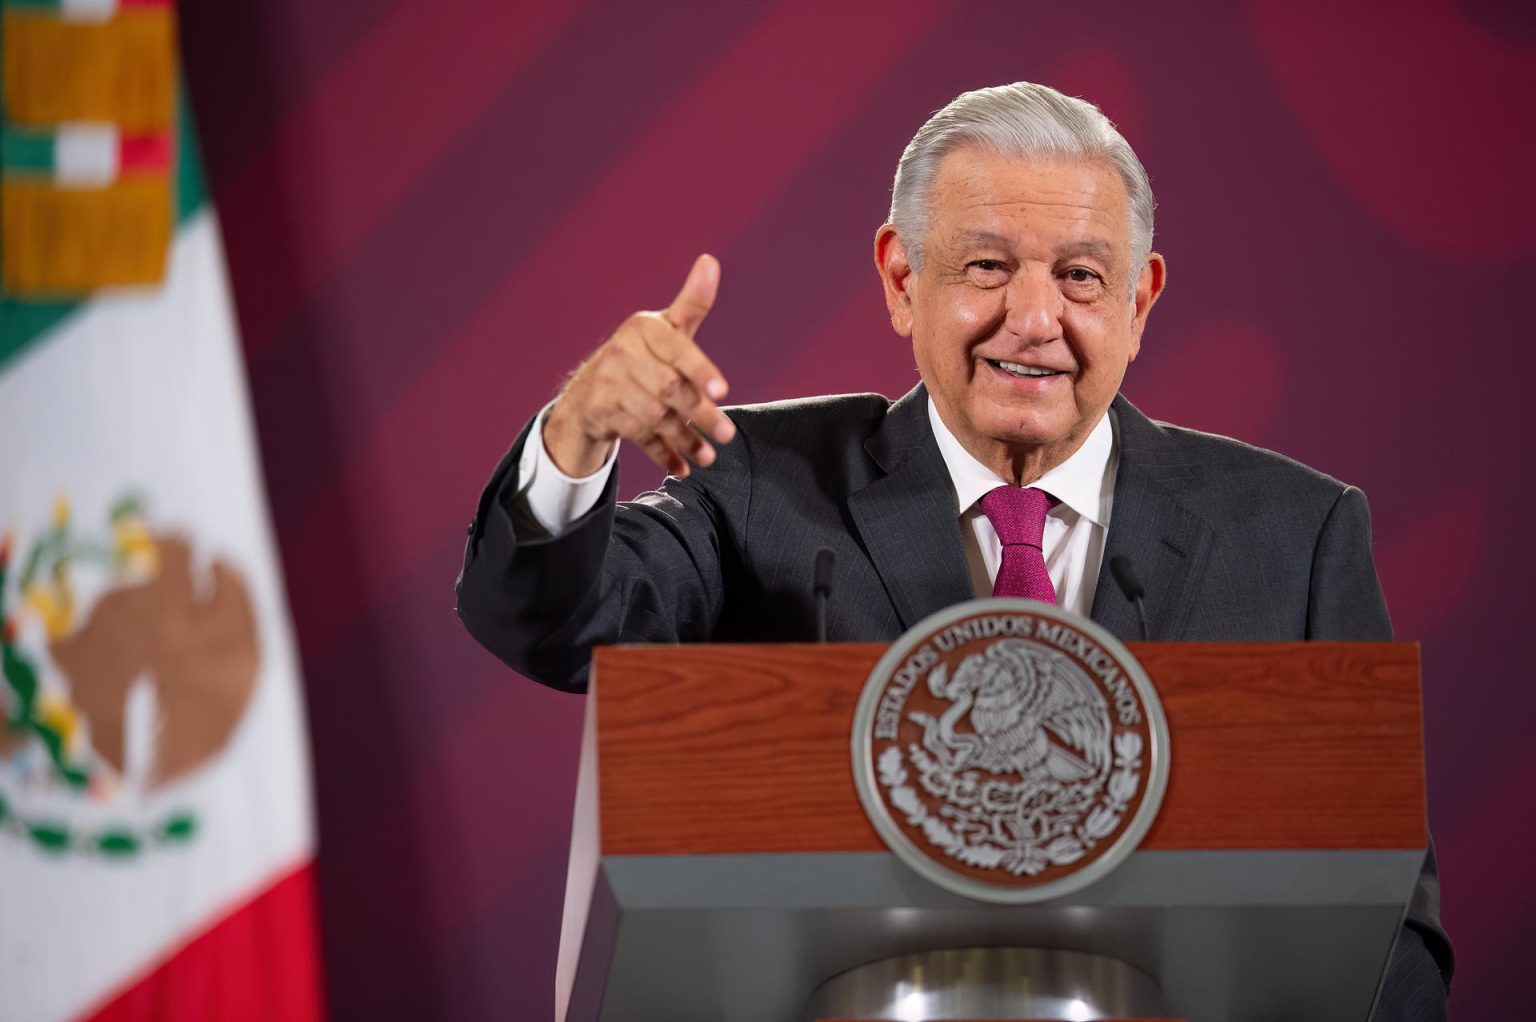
[980,485,1052,549]
[979,485,1056,604]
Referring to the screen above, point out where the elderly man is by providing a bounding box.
[456,82,1450,1020]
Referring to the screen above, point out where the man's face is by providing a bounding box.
[876,149,1165,478]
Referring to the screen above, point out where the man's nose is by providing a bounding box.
[1003,266,1065,343]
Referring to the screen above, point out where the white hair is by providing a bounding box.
[888,82,1155,288]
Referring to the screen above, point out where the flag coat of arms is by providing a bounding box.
[1,1,324,1017]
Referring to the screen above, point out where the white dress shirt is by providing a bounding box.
[516,396,1119,616]
[927,399,1117,618]
[514,403,621,536]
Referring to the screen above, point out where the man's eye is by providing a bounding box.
[1063,268,1099,283]
[965,260,1009,287]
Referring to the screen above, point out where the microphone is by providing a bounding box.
[1108,555,1149,642]
[813,547,836,643]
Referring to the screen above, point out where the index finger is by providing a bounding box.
[636,321,734,442]
[664,253,719,342]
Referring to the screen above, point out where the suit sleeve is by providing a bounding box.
[454,413,749,693]
[1308,486,1454,1020]
[1306,485,1392,640]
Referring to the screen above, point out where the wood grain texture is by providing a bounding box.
[592,642,1425,856]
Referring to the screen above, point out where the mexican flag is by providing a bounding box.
[0,1,324,1018]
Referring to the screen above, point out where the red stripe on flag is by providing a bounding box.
[81,861,326,1022]
[119,133,173,175]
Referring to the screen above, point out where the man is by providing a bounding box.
[456,82,1450,1020]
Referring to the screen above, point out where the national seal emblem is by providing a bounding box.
[851,599,1170,902]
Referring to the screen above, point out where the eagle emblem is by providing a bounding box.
[853,600,1169,903]
[912,639,1110,785]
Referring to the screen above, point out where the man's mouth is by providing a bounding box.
[986,359,1067,379]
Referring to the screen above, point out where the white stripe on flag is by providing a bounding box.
[59,0,119,23]
[55,123,120,186]
[0,209,316,1022]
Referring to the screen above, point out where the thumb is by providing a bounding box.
[664,253,719,338]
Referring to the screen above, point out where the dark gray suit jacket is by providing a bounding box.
[456,384,1452,1020]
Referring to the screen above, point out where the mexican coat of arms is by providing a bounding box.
[852,599,1170,902]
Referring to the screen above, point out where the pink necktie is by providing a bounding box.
[980,485,1057,604]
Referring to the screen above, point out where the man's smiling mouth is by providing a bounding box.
[986,359,1067,378]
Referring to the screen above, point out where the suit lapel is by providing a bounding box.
[1090,396,1214,641]
[848,385,974,630]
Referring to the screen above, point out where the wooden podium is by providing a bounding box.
[556,642,1426,1022]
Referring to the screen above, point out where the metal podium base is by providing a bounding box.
[803,947,1165,1021]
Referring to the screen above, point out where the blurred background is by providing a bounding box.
[159,0,1535,1017]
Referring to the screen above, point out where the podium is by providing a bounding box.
[556,642,1426,1022]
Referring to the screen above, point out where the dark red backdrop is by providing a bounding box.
[177,1,1535,1017]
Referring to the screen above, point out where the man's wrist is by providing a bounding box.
[515,403,619,537]
[543,402,615,479]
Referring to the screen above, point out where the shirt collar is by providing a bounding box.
[926,395,1115,526]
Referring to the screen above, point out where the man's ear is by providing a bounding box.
[1126,251,1167,362]
[874,224,915,337]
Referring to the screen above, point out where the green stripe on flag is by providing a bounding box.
[174,89,208,225]
[0,86,208,371]
[0,127,55,176]
[0,302,77,359]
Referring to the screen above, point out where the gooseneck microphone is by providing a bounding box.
[813,547,836,643]
[1108,554,1149,642]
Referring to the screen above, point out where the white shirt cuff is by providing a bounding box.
[517,402,619,536]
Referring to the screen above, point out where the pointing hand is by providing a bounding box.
[544,254,736,478]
